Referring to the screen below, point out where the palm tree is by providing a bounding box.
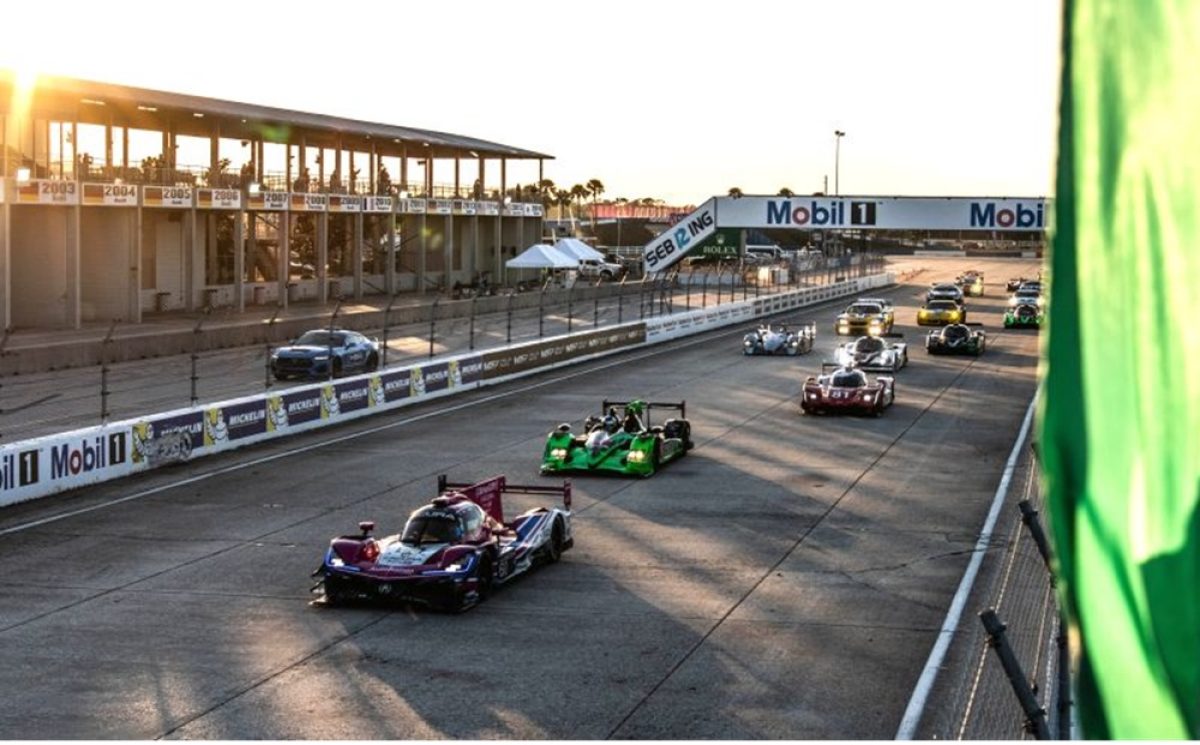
[569,184,589,231]
[554,188,573,224]
[778,187,795,197]
[586,178,605,230]
[537,178,556,211]
[728,187,744,199]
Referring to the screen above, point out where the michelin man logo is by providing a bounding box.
[204,409,229,447]
[321,385,340,418]
[410,367,426,397]
[132,421,154,464]
[369,376,385,407]
[267,396,288,431]
[448,360,462,388]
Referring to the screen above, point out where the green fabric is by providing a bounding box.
[1043,0,1200,738]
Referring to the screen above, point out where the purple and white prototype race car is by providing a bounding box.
[313,474,573,612]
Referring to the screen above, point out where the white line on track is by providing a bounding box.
[894,391,1039,739]
[0,287,895,537]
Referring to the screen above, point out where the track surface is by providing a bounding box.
[0,258,1041,739]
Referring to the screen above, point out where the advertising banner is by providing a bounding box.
[82,182,138,206]
[429,199,452,215]
[714,195,1048,232]
[328,195,363,213]
[452,200,477,215]
[402,198,427,214]
[479,202,499,216]
[290,193,327,212]
[17,179,79,205]
[143,186,193,208]
[522,204,544,217]
[481,325,646,380]
[642,198,717,274]
[197,188,242,210]
[376,370,413,404]
[364,196,393,213]
[248,191,288,211]
[204,400,267,446]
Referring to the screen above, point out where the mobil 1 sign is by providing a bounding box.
[642,198,717,273]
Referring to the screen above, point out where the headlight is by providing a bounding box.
[313,354,330,361]
[328,556,344,567]
[807,393,819,400]
[550,448,568,459]
[627,450,647,463]
[1008,297,1019,306]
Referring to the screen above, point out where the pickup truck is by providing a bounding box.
[576,257,627,280]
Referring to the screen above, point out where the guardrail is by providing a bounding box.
[0,273,892,508]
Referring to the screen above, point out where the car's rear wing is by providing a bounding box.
[437,474,572,522]
[601,399,686,423]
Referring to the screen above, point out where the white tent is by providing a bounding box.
[554,238,606,262]
[505,243,577,269]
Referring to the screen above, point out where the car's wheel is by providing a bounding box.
[322,574,348,606]
[366,352,379,372]
[545,519,565,564]
[453,554,492,612]
[600,270,613,281]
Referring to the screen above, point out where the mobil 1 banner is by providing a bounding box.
[1,429,132,507]
[482,324,646,380]
[713,195,1047,232]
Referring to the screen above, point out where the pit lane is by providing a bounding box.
[0,257,1042,739]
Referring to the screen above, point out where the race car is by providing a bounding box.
[312,474,573,612]
[801,364,895,416]
[856,297,896,326]
[834,335,908,372]
[271,328,381,380]
[835,301,893,336]
[742,322,816,355]
[926,283,965,304]
[1006,277,1028,292]
[1005,298,1045,328]
[541,399,692,477]
[917,299,967,326]
[926,323,986,355]
[956,272,985,297]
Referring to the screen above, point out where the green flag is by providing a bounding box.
[1043,0,1200,738]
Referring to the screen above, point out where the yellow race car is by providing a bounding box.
[917,299,967,326]
[956,272,985,297]
[835,300,893,336]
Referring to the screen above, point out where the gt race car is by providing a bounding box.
[917,299,967,326]
[542,399,692,477]
[743,322,816,355]
[801,364,895,416]
[926,283,965,304]
[313,474,573,611]
[856,297,896,326]
[835,301,893,336]
[271,328,381,380]
[956,272,985,297]
[926,323,986,355]
[834,335,908,372]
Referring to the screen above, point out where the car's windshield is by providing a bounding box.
[831,370,867,388]
[295,331,345,347]
[854,337,884,353]
[944,325,969,340]
[847,304,882,315]
[401,514,461,545]
[927,300,958,310]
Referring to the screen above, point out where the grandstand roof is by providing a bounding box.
[0,71,552,161]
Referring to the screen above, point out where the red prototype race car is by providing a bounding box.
[800,363,895,416]
[312,474,573,612]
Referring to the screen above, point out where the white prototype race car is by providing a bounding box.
[742,322,816,356]
[834,335,909,372]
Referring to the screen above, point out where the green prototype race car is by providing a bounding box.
[541,399,693,477]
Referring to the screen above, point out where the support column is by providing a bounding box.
[0,202,9,330]
[66,204,81,329]
[444,214,454,287]
[353,212,363,299]
[384,210,396,294]
[205,212,218,288]
[418,212,427,295]
[317,212,328,303]
[185,208,197,311]
[494,212,503,280]
[234,210,245,311]
[471,214,479,281]
[279,210,290,308]
[129,206,142,323]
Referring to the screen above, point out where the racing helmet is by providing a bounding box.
[603,408,620,433]
[626,400,646,416]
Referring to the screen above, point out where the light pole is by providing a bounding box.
[834,130,845,196]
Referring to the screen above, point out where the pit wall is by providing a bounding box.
[0,273,892,507]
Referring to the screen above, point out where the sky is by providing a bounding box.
[0,0,1061,206]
